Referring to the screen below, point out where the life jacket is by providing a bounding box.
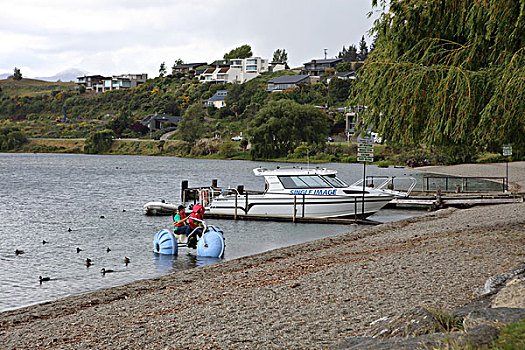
[173,211,187,228]
[188,204,205,229]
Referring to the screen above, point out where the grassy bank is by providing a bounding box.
[20,139,191,156]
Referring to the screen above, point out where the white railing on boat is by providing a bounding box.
[350,176,417,196]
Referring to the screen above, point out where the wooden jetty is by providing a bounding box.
[388,194,523,209]
[203,212,381,225]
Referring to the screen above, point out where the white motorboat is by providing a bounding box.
[143,201,177,216]
[195,167,415,219]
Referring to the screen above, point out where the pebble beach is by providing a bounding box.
[1,163,524,349]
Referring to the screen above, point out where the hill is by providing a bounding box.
[0,77,76,98]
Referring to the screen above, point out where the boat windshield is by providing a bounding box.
[278,175,332,189]
[321,174,348,188]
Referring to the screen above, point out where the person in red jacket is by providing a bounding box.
[187,204,205,249]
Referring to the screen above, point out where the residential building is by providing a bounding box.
[266,75,311,92]
[326,71,357,84]
[172,62,207,74]
[77,73,147,93]
[140,113,182,130]
[198,57,271,84]
[76,75,108,92]
[203,90,228,109]
[302,58,343,77]
[103,74,147,91]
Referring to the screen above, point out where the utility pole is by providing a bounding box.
[324,49,327,59]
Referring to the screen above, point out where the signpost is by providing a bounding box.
[503,145,512,192]
[357,133,375,216]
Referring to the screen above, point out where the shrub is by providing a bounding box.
[0,125,28,150]
[475,152,504,163]
[218,141,239,158]
[84,129,114,154]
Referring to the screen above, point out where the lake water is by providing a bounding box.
[0,153,424,312]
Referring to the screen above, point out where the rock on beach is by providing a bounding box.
[0,202,523,349]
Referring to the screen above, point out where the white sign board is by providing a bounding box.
[503,146,512,156]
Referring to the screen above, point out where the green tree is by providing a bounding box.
[272,49,288,63]
[250,100,329,159]
[177,104,206,145]
[336,61,353,72]
[159,62,167,77]
[107,110,131,136]
[13,67,22,81]
[328,77,353,104]
[84,129,114,154]
[338,45,358,62]
[357,36,368,61]
[171,58,184,73]
[224,44,252,60]
[355,0,525,159]
[0,125,28,150]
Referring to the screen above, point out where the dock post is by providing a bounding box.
[302,194,305,218]
[212,179,218,188]
[293,195,297,223]
[234,195,238,221]
[181,180,188,204]
[354,197,357,221]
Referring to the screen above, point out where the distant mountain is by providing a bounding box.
[0,73,11,80]
[35,68,88,82]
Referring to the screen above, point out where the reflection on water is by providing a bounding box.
[0,153,428,312]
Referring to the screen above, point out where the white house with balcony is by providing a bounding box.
[198,57,274,84]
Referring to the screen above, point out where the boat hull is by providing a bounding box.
[143,201,177,216]
[206,193,393,219]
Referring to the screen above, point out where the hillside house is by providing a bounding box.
[140,113,182,130]
[266,75,311,92]
[301,58,343,77]
[198,57,272,84]
[77,73,147,93]
[172,62,208,74]
[203,90,228,109]
[76,75,108,92]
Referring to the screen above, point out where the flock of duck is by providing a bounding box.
[14,229,131,284]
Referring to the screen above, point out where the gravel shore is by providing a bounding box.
[1,201,523,349]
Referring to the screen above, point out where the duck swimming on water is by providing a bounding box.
[123,257,130,266]
[39,276,50,283]
[85,258,92,267]
[15,249,24,255]
[100,268,114,275]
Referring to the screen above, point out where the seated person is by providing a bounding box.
[173,205,191,243]
[187,204,205,249]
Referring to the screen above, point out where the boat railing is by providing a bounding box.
[350,176,417,196]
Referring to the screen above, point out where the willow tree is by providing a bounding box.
[355,0,524,158]
[249,100,329,159]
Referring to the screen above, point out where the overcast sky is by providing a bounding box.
[0,0,379,79]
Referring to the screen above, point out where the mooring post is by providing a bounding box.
[354,197,357,222]
[234,194,238,221]
[212,179,218,188]
[181,180,188,204]
[293,195,297,223]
